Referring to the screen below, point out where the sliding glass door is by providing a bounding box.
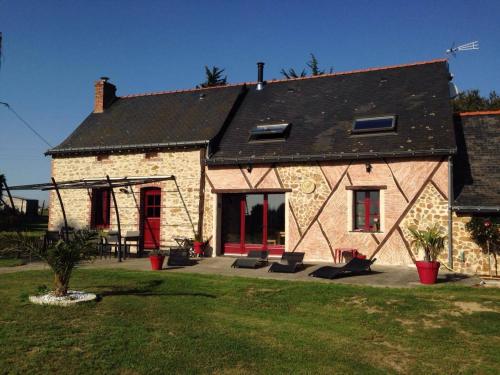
[222,193,285,256]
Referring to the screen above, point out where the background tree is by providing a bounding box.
[307,53,333,76]
[453,89,500,112]
[280,67,307,79]
[281,53,333,79]
[199,66,227,88]
[466,217,500,276]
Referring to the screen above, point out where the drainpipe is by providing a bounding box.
[447,156,453,268]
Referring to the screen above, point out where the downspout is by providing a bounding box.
[447,156,453,269]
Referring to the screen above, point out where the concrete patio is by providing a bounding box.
[0,256,480,288]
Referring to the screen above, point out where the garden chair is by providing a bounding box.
[231,250,269,269]
[309,258,377,279]
[268,252,305,273]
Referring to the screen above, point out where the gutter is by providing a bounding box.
[452,206,500,213]
[206,148,457,165]
[448,156,453,268]
[45,140,210,156]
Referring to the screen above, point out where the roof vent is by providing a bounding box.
[256,62,265,91]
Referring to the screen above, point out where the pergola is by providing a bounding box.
[1,175,183,261]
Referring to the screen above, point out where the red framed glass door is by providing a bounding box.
[221,193,285,256]
[141,188,161,249]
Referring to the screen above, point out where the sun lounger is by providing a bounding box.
[167,248,192,266]
[268,252,305,273]
[309,257,376,279]
[231,250,269,269]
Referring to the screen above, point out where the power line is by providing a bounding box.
[0,101,53,148]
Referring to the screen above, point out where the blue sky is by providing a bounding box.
[0,0,499,202]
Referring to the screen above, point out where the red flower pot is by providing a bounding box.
[149,255,165,270]
[193,241,204,257]
[415,261,440,284]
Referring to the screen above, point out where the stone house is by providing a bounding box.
[46,59,499,274]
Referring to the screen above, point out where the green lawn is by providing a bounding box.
[0,269,499,374]
[0,257,26,267]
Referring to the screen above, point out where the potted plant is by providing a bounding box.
[149,248,165,270]
[408,224,446,284]
[193,233,204,257]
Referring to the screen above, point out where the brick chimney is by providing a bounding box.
[94,77,116,113]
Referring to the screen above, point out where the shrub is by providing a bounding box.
[466,217,500,276]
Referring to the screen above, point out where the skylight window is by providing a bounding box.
[352,116,397,134]
[248,123,291,142]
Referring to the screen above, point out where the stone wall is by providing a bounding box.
[49,149,203,248]
[205,157,451,265]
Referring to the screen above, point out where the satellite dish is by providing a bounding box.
[449,82,460,98]
[446,41,479,57]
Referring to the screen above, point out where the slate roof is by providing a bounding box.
[207,59,456,165]
[47,85,244,155]
[453,111,500,211]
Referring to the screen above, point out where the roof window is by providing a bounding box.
[352,116,397,134]
[248,123,291,142]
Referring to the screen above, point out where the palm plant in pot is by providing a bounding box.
[408,224,446,284]
[149,248,165,270]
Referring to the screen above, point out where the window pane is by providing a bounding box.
[154,207,161,217]
[353,190,380,231]
[369,191,380,230]
[353,116,396,133]
[154,195,161,206]
[355,201,365,229]
[147,195,155,206]
[146,207,154,217]
[222,195,241,243]
[245,194,263,244]
[267,194,285,245]
[91,189,110,228]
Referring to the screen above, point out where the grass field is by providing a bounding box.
[0,269,499,374]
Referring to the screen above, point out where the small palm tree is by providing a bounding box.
[408,224,446,262]
[199,66,227,88]
[0,230,98,296]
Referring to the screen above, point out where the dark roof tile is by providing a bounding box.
[207,60,456,164]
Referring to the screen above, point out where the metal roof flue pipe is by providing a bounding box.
[256,62,265,91]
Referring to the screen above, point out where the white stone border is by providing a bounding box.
[29,290,97,306]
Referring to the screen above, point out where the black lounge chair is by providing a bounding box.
[167,248,192,266]
[268,252,305,273]
[309,257,376,279]
[231,250,269,269]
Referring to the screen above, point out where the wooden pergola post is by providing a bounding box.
[2,180,17,216]
[51,177,69,241]
[106,175,123,262]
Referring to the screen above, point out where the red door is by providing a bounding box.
[142,188,161,249]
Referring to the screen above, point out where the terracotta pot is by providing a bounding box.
[149,255,165,270]
[193,241,204,257]
[415,261,440,284]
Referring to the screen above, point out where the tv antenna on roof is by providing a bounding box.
[446,41,479,57]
